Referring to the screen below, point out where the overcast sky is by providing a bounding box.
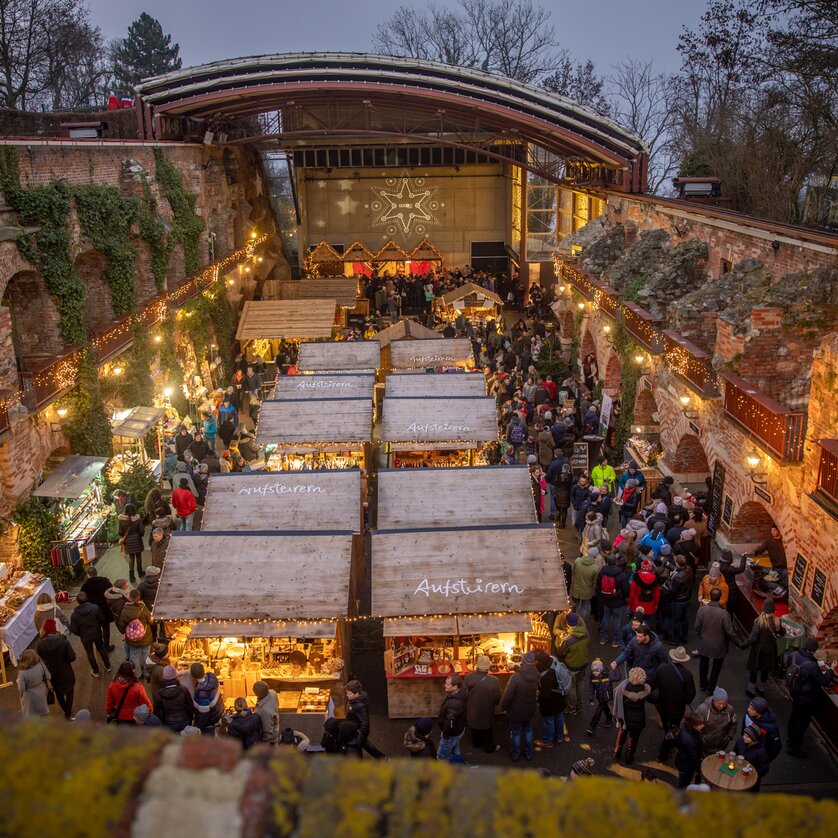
[89,0,703,76]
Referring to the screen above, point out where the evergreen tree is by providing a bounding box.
[113,12,181,93]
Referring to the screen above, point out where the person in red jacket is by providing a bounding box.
[171,478,197,531]
[628,559,661,621]
[106,661,151,725]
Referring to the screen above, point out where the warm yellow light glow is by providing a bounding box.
[603,324,611,334]
[154,335,162,343]
[56,407,68,418]
[245,267,251,273]
[634,353,645,365]
[257,257,263,263]
[250,231,257,239]
[679,394,691,408]
[577,302,585,310]
[227,278,235,286]
[112,366,123,376]
[558,285,566,292]
[746,449,762,470]
[164,388,173,397]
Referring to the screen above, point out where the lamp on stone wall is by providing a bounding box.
[679,393,698,419]
[746,448,768,486]
[633,352,652,375]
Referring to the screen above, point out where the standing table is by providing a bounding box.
[700,755,759,791]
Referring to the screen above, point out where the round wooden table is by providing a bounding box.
[700,755,758,791]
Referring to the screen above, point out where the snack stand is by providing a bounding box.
[385,371,487,399]
[110,406,165,481]
[273,373,376,402]
[0,570,55,670]
[296,340,380,373]
[153,530,355,737]
[382,338,474,373]
[31,455,109,566]
[381,395,498,467]
[435,282,504,323]
[371,523,568,717]
[256,397,373,471]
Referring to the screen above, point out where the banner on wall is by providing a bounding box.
[598,393,613,439]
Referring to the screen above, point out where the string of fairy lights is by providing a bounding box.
[0,236,267,413]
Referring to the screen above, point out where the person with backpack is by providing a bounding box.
[193,671,224,734]
[506,415,526,462]
[586,658,618,736]
[597,556,629,647]
[117,590,153,679]
[627,560,661,623]
[436,674,468,760]
[741,697,782,763]
[463,656,502,753]
[533,649,569,748]
[786,637,835,758]
[738,599,785,697]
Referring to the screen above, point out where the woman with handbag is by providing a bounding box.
[106,661,150,725]
[117,503,146,584]
[17,649,52,718]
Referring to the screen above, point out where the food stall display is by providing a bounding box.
[273,373,376,402]
[109,406,165,481]
[296,340,380,373]
[256,397,373,471]
[31,455,109,565]
[371,523,568,717]
[385,372,486,399]
[435,282,504,323]
[381,396,498,467]
[0,570,55,670]
[383,338,474,372]
[153,530,355,735]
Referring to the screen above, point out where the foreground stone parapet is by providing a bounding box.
[1,718,837,836]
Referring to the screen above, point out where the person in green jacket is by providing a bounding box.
[570,547,601,622]
[556,613,590,715]
[591,456,617,495]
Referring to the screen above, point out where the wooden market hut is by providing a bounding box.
[342,240,376,277]
[273,372,376,401]
[235,300,337,360]
[409,237,444,271]
[436,282,504,322]
[385,371,486,398]
[110,406,165,480]
[371,523,569,716]
[305,241,344,276]
[374,318,441,348]
[271,278,359,310]
[373,239,409,274]
[384,338,474,371]
[296,340,380,372]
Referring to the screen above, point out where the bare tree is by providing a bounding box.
[542,53,610,113]
[45,17,110,110]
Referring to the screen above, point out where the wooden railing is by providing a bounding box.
[0,396,10,435]
[19,347,83,412]
[90,315,133,364]
[719,370,807,462]
[816,441,838,502]
[662,330,719,398]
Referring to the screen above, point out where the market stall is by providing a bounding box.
[256,397,373,470]
[385,371,486,399]
[304,241,344,277]
[381,395,498,467]
[435,282,504,323]
[342,241,376,277]
[296,340,380,373]
[153,530,355,735]
[0,570,56,669]
[31,455,109,566]
[272,279,359,310]
[110,406,165,481]
[273,373,376,401]
[373,319,442,348]
[383,338,474,372]
[371,523,568,717]
[373,239,409,275]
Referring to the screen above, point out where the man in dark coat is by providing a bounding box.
[226,697,263,750]
[80,566,113,652]
[654,646,697,760]
[463,656,501,753]
[786,638,836,757]
[36,619,76,719]
[154,665,194,732]
[596,556,629,646]
[345,679,385,759]
[694,587,736,693]
[436,674,468,760]
[69,591,111,677]
[500,651,540,763]
[612,625,668,680]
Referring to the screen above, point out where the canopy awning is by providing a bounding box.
[371,524,568,618]
[31,455,108,499]
[188,620,337,639]
[382,613,531,637]
[385,371,486,398]
[296,340,380,372]
[377,465,535,529]
[275,279,358,308]
[255,397,372,450]
[387,338,473,370]
[111,406,165,439]
[273,373,376,401]
[200,470,361,532]
[235,299,336,340]
[374,319,441,348]
[381,396,498,449]
[152,531,354,621]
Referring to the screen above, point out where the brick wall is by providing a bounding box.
[633,385,658,424]
[727,500,776,542]
[669,433,710,474]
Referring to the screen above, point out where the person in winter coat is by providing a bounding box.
[252,681,279,744]
[735,725,770,790]
[133,704,162,727]
[403,717,436,758]
[619,609,648,651]
[665,556,694,644]
[118,504,146,584]
[533,650,567,747]
[655,646,697,760]
[570,477,590,530]
[674,710,705,788]
[345,679,385,758]
[570,547,600,622]
[36,619,76,719]
[586,658,618,735]
[463,656,502,753]
[33,592,70,639]
[175,426,194,461]
[117,590,153,678]
[698,687,737,755]
[694,587,737,694]
[70,591,111,677]
[436,674,468,760]
[138,565,160,612]
[651,475,674,507]
[530,466,547,522]
[193,671,224,734]
[80,566,113,651]
[597,557,629,646]
[154,665,194,732]
[612,625,668,681]
[742,697,782,763]
[171,478,198,531]
[697,563,729,608]
[151,503,176,538]
[581,512,605,555]
[104,579,130,628]
[536,425,555,469]
[106,661,150,725]
[555,612,590,715]
[150,527,170,569]
[227,697,263,750]
[618,479,642,527]
[500,651,540,762]
[590,457,616,495]
[786,637,836,757]
[628,560,661,620]
[640,524,668,559]
[738,599,785,697]
[613,667,652,764]
[618,464,646,493]
[552,464,573,528]
[17,649,52,718]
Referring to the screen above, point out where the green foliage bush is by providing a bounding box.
[61,350,114,459]
[115,317,155,406]
[137,180,170,291]
[12,499,72,588]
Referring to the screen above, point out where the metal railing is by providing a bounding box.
[816,443,838,502]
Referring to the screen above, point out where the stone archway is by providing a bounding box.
[728,500,777,544]
[633,385,658,424]
[670,433,710,474]
[580,327,596,362]
[1,270,64,359]
[603,352,622,395]
[75,251,114,334]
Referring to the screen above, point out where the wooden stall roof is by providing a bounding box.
[276,279,358,308]
[383,616,457,637]
[235,300,336,340]
[371,524,568,618]
[307,241,342,264]
[273,373,375,401]
[409,237,444,261]
[31,455,108,499]
[381,396,498,448]
[440,282,504,307]
[377,466,534,529]
[374,319,441,348]
[343,240,375,262]
[189,620,337,639]
[385,372,486,398]
[111,406,165,439]
[200,470,361,532]
[255,397,372,449]
[153,531,354,621]
[387,338,473,369]
[297,340,380,372]
[374,239,409,261]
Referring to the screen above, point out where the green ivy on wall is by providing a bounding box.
[74,185,139,315]
[137,180,170,291]
[153,147,204,275]
[157,313,189,416]
[179,281,234,381]
[61,349,114,458]
[115,317,155,406]
[0,147,87,345]
[12,498,72,588]
[609,322,643,466]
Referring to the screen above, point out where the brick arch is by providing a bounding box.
[1,270,64,359]
[559,310,574,339]
[580,327,596,361]
[603,352,622,394]
[75,251,114,333]
[633,385,659,424]
[728,500,778,543]
[669,433,710,474]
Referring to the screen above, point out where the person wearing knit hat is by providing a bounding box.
[133,703,162,727]
[786,635,836,757]
[569,757,595,779]
[586,658,616,736]
[697,563,729,609]
[613,667,652,764]
[743,696,783,763]
[464,655,502,753]
[36,616,77,719]
[252,680,279,744]
[72,709,92,723]
[154,664,194,732]
[403,717,436,758]
[697,686,736,755]
[735,725,770,789]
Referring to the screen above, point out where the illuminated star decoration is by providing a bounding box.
[369,173,441,239]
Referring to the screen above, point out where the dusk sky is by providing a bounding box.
[90,0,703,76]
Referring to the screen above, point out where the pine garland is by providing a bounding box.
[61,349,114,458]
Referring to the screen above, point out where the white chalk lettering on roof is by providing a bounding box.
[406,421,473,435]
[408,354,456,364]
[413,578,525,597]
[295,381,352,389]
[238,483,325,496]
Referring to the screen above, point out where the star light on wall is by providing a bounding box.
[368,172,441,239]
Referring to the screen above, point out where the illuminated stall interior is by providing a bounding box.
[435,282,504,324]
[109,406,165,481]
